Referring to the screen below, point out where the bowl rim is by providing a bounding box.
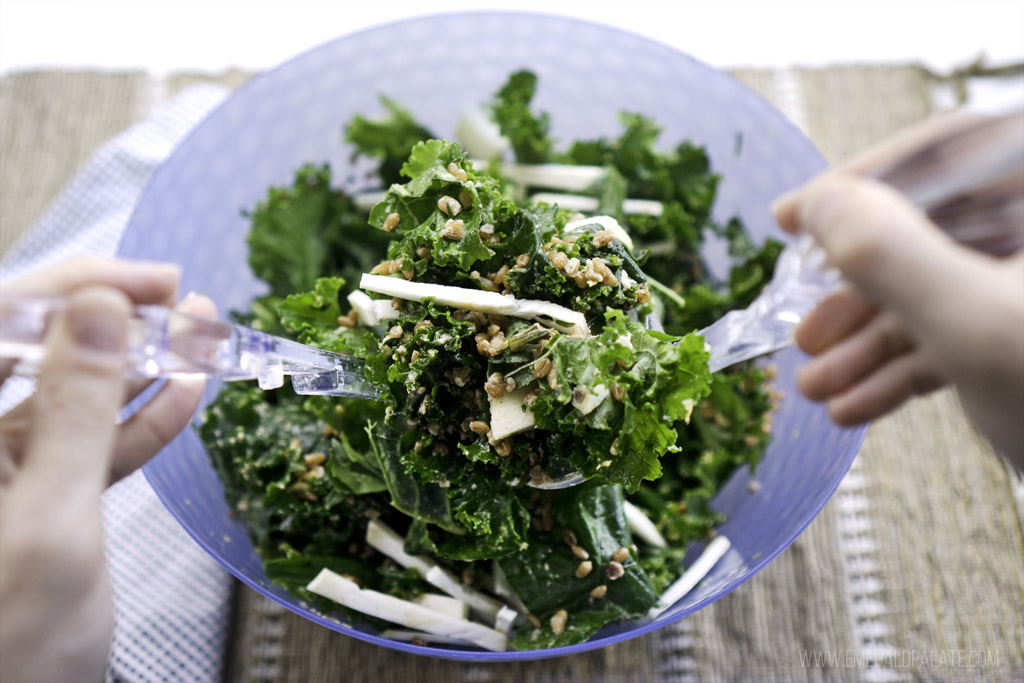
[129,8,867,661]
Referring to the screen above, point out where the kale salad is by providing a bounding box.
[200,71,782,650]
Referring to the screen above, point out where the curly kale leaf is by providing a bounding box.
[246,164,390,299]
[490,70,553,164]
[368,140,497,272]
[277,276,379,355]
[502,212,648,325]
[199,385,385,559]
[627,363,774,550]
[529,311,711,492]
[563,114,720,222]
[402,468,532,562]
[345,96,436,186]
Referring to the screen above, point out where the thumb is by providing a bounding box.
[21,287,131,497]
[787,173,981,335]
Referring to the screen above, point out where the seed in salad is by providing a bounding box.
[534,356,552,379]
[636,283,650,303]
[387,325,403,340]
[611,383,626,402]
[437,195,461,216]
[484,373,505,398]
[590,584,608,599]
[571,545,589,560]
[382,212,400,232]
[592,257,618,286]
[515,253,530,268]
[441,219,465,240]
[452,366,471,387]
[546,366,559,390]
[415,246,432,259]
[469,420,490,435]
[304,452,327,468]
[575,561,593,578]
[612,546,630,563]
[607,561,625,580]
[581,260,603,287]
[493,438,513,458]
[591,230,615,248]
[563,257,581,277]
[549,250,568,269]
[478,222,494,237]
[446,162,469,182]
[550,609,568,636]
[492,265,510,286]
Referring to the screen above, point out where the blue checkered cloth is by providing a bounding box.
[0,83,234,683]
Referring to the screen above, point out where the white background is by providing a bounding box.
[1,0,1022,75]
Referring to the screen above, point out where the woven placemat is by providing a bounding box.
[1,64,1020,683]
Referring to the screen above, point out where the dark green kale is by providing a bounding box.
[345,96,437,186]
[528,311,711,493]
[490,70,553,164]
[627,364,776,556]
[360,140,710,503]
[500,483,660,648]
[246,164,390,299]
[199,69,783,652]
[368,140,503,275]
[199,385,383,563]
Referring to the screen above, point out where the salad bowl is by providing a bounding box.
[117,12,866,660]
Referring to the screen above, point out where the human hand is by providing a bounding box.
[773,128,1024,466]
[0,256,216,683]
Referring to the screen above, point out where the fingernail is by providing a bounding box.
[769,190,797,218]
[139,261,182,279]
[770,188,803,233]
[802,183,851,237]
[67,294,128,353]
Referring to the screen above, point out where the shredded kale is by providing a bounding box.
[345,96,437,186]
[490,70,553,164]
[199,69,782,650]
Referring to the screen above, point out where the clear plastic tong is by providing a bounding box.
[1,106,1020,402]
[0,297,381,400]
[700,104,1023,372]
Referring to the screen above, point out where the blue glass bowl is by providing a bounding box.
[118,12,864,661]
